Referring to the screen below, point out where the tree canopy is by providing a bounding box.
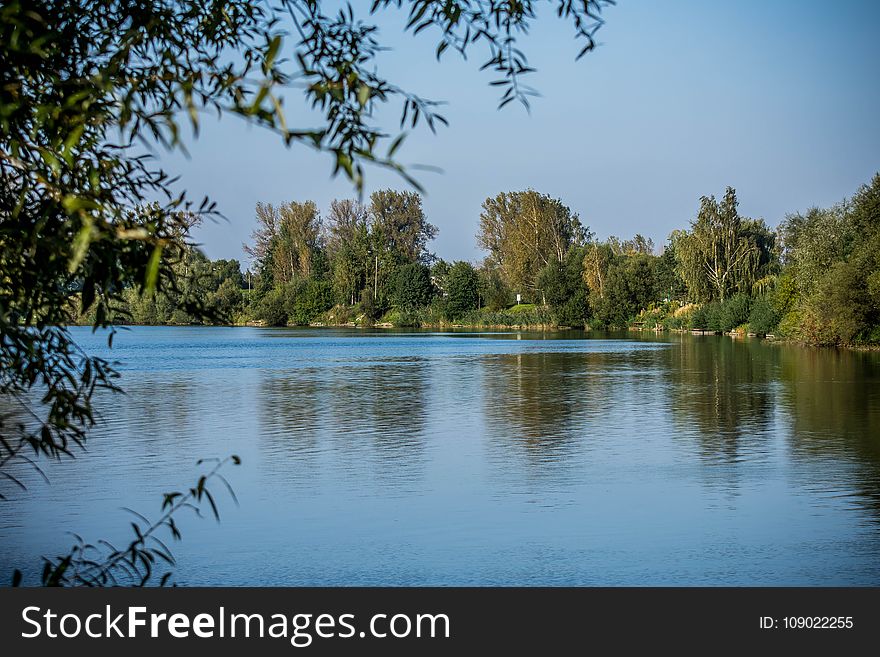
[478,190,587,297]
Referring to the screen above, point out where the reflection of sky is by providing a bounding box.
[2,327,880,586]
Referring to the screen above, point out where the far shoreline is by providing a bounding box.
[68,322,880,351]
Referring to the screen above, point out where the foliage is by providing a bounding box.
[445,261,480,320]
[674,188,775,302]
[748,299,779,336]
[478,265,514,311]
[369,190,437,266]
[287,279,335,326]
[536,246,590,326]
[775,174,880,345]
[718,293,752,332]
[478,190,587,296]
[394,263,434,310]
[654,242,688,302]
[462,305,553,327]
[15,456,240,587]
[256,287,289,326]
[246,202,323,286]
[359,287,379,322]
[590,253,656,328]
[325,199,370,306]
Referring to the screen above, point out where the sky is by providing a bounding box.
[161,0,880,265]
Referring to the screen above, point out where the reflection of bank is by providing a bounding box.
[663,336,777,470]
[777,346,880,518]
[480,348,620,480]
[256,355,431,488]
[661,336,880,519]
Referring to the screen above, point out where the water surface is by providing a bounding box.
[2,327,879,585]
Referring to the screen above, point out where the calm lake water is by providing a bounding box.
[2,326,880,585]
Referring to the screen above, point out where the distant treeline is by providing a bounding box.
[85,173,880,347]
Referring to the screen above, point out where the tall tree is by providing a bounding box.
[273,201,323,284]
[325,199,371,306]
[445,261,479,320]
[368,189,437,308]
[369,190,437,265]
[478,190,587,296]
[674,188,775,302]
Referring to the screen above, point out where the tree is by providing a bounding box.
[478,190,587,296]
[245,201,323,287]
[394,263,434,310]
[675,188,775,302]
[430,259,452,295]
[536,246,590,326]
[273,201,323,284]
[244,203,281,275]
[367,189,437,309]
[593,255,656,328]
[445,262,479,320]
[773,174,880,345]
[325,199,370,305]
[369,189,437,265]
[582,241,615,300]
[654,241,687,302]
[477,264,513,311]
[779,205,854,298]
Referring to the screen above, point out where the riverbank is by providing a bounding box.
[77,303,879,349]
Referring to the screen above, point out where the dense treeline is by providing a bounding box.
[96,174,880,347]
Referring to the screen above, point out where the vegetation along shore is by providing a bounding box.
[78,174,880,348]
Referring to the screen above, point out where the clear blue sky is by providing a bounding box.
[164,0,880,265]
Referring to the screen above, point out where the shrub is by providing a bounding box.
[748,299,779,335]
[718,294,751,332]
[288,279,334,325]
[256,287,287,326]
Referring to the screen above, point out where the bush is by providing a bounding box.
[748,299,779,335]
[288,279,334,325]
[705,303,723,332]
[210,277,244,322]
[718,293,751,332]
[689,304,708,329]
[478,267,512,311]
[360,287,379,321]
[256,287,287,326]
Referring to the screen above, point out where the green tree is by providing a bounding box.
[287,279,334,326]
[776,174,880,345]
[593,255,656,328]
[536,246,590,326]
[394,263,434,310]
[748,299,779,335]
[445,262,479,320]
[478,190,587,297]
[369,190,437,265]
[366,189,437,310]
[654,241,688,302]
[582,240,615,302]
[477,264,513,311]
[325,199,371,306]
[675,188,776,302]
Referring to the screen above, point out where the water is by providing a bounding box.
[2,326,879,585]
